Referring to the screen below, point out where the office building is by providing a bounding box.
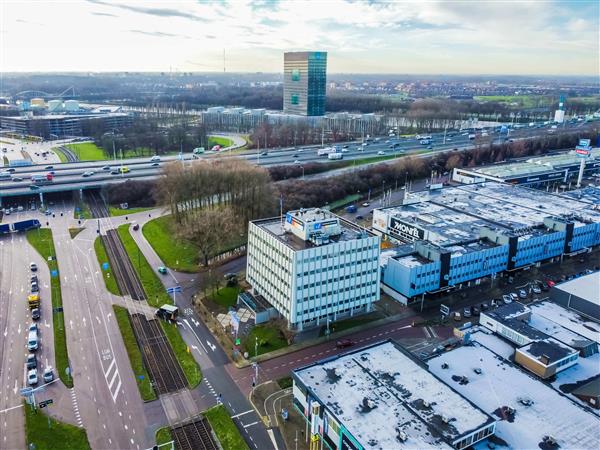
[292,340,496,450]
[246,208,380,330]
[375,182,600,303]
[549,271,600,321]
[283,51,327,116]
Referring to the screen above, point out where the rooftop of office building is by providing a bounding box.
[552,271,600,306]
[294,340,495,450]
[529,300,600,344]
[561,186,600,205]
[254,209,375,252]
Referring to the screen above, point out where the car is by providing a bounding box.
[119,166,130,174]
[27,331,38,351]
[30,262,37,272]
[26,354,37,370]
[480,302,489,311]
[336,339,355,349]
[471,306,481,316]
[150,155,161,162]
[427,145,433,149]
[151,162,160,167]
[377,151,385,155]
[82,171,94,177]
[453,311,462,321]
[541,283,549,292]
[29,185,40,190]
[31,282,39,293]
[509,292,518,301]
[532,285,541,294]
[44,210,52,216]
[44,165,53,170]
[518,289,528,299]
[294,160,301,164]
[341,149,349,153]
[292,154,299,158]
[502,294,512,304]
[463,307,472,318]
[31,308,40,320]
[31,275,38,283]
[43,367,54,383]
[47,171,55,175]
[342,145,349,149]
[356,215,364,220]
[111,170,120,175]
[132,223,140,231]
[102,165,111,171]
[27,369,38,386]
[157,266,167,274]
[11,177,23,182]
[260,152,268,156]
[29,323,38,334]
[362,202,370,207]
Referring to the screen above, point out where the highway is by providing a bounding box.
[2,122,593,200]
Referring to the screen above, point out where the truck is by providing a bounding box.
[317,147,335,156]
[31,173,53,185]
[28,294,40,309]
[13,219,41,232]
[416,134,432,140]
[328,152,343,160]
[0,223,10,234]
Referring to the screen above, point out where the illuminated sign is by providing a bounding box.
[286,213,304,230]
[389,218,425,241]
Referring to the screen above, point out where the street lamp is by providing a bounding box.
[300,166,305,180]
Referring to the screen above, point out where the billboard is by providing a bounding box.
[286,213,304,231]
[389,218,425,241]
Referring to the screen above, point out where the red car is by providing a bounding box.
[336,339,356,349]
[546,280,556,288]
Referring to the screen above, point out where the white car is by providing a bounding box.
[377,151,385,155]
[27,369,38,385]
[43,367,54,383]
[150,155,161,162]
[82,171,95,177]
[294,160,301,164]
[341,149,349,153]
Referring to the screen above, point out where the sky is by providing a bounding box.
[1,0,598,75]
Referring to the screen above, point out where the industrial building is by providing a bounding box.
[292,340,496,450]
[283,51,327,116]
[246,209,380,330]
[452,147,600,187]
[549,271,600,321]
[374,182,600,302]
[0,112,132,138]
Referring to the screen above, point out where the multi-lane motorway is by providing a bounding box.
[2,122,593,200]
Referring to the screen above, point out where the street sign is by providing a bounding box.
[102,262,109,271]
[39,399,53,408]
[166,286,182,294]
[440,304,450,316]
[235,338,241,346]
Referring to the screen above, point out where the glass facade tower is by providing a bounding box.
[283,51,327,116]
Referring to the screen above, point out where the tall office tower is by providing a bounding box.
[283,51,327,116]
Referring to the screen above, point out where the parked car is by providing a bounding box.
[27,369,38,386]
[471,306,481,316]
[29,323,38,334]
[31,308,40,320]
[336,339,355,349]
[453,311,462,321]
[509,292,519,301]
[480,302,489,311]
[43,367,54,383]
[546,279,556,288]
[26,354,37,370]
[30,262,37,272]
[532,285,541,294]
[31,281,39,293]
[502,294,512,304]
[518,289,528,299]
[463,308,472,318]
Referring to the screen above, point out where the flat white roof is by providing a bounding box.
[529,301,600,344]
[554,271,600,306]
[294,341,493,449]
[429,343,600,450]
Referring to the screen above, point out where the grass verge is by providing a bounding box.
[68,227,85,239]
[244,324,288,357]
[52,147,68,163]
[204,405,250,450]
[116,224,201,389]
[208,286,240,308]
[94,237,121,295]
[208,136,234,148]
[65,142,107,161]
[160,320,202,389]
[109,206,153,217]
[277,376,293,389]
[74,201,92,220]
[327,193,361,210]
[117,224,172,307]
[155,427,173,447]
[112,306,156,401]
[25,403,91,450]
[142,215,199,272]
[26,228,72,388]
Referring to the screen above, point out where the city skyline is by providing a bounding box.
[1,0,598,75]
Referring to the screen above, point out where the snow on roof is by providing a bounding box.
[429,344,600,450]
[517,338,577,365]
[554,271,600,306]
[529,301,600,344]
[294,341,494,449]
[528,312,595,349]
[552,353,600,415]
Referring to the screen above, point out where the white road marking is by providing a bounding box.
[243,421,260,428]
[231,410,254,419]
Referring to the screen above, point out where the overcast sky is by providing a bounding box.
[1,0,598,75]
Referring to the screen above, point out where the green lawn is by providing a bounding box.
[160,320,202,389]
[109,205,153,217]
[277,376,293,389]
[26,229,72,388]
[327,193,361,210]
[25,403,91,450]
[204,405,250,450]
[74,202,92,220]
[112,306,156,401]
[244,324,288,357]
[116,224,201,389]
[117,224,172,307]
[155,427,174,447]
[52,147,68,163]
[208,136,234,149]
[208,286,240,308]
[68,227,85,239]
[65,142,107,161]
[94,237,121,295]
[142,215,200,272]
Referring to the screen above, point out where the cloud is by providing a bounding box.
[91,11,117,17]
[87,0,202,20]
[129,30,190,39]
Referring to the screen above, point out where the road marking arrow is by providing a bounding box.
[107,312,112,320]
[192,318,200,327]
[69,320,73,330]
[17,324,21,335]
[206,341,216,352]
[13,379,18,395]
[96,316,101,325]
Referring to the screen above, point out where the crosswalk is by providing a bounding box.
[70,388,83,427]
[104,357,122,402]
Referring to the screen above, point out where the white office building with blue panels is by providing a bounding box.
[247,208,380,330]
[375,183,600,303]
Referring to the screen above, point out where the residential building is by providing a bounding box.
[246,208,380,330]
[283,51,327,116]
[292,340,496,450]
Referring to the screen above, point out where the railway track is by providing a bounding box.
[102,230,146,300]
[172,417,218,450]
[130,313,187,394]
[86,191,108,218]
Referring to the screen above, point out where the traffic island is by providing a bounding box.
[24,402,91,450]
[203,404,249,450]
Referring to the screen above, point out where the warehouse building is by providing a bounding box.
[292,340,496,450]
[374,182,600,303]
[452,147,600,187]
[549,271,600,321]
[246,209,380,330]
